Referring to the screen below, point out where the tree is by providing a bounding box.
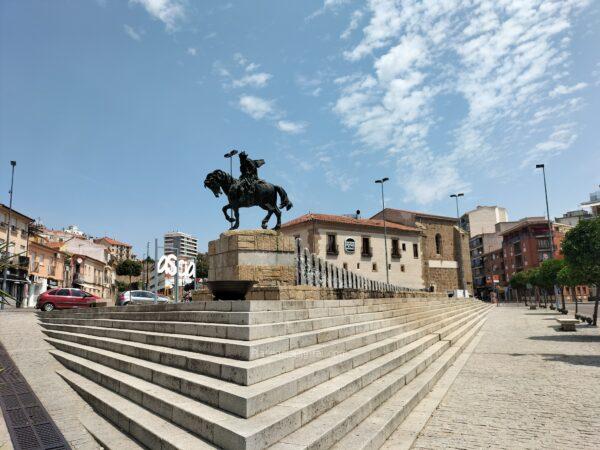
[196,252,209,279]
[557,265,585,315]
[524,268,542,306]
[538,259,565,310]
[115,259,143,292]
[509,271,527,303]
[562,218,600,325]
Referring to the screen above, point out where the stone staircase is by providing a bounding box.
[38,296,491,449]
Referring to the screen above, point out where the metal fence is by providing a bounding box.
[295,238,418,293]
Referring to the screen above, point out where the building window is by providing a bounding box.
[413,243,419,258]
[401,264,405,272]
[391,239,401,258]
[356,263,360,269]
[343,262,348,270]
[361,237,372,257]
[402,243,406,251]
[372,263,377,271]
[388,264,391,270]
[435,233,442,255]
[326,234,338,255]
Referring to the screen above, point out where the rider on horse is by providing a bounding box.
[238,151,265,197]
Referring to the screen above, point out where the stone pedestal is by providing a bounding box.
[207,229,296,286]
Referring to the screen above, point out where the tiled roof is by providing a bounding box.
[281,213,420,233]
[371,208,457,223]
[44,242,65,250]
[95,237,132,247]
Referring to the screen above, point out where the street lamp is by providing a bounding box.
[1,161,17,309]
[535,164,555,260]
[224,150,238,220]
[375,177,390,284]
[449,193,467,294]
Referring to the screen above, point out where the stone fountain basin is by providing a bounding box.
[206,280,255,301]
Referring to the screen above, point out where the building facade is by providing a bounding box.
[26,239,67,307]
[93,236,133,263]
[581,188,600,217]
[0,204,34,304]
[501,218,571,280]
[371,209,472,294]
[281,213,425,289]
[70,253,115,300]
[481,248,505,300]
[164,232,198,259]
[460,205,509,238]
[555,209,593,227]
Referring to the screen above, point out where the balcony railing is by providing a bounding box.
[361,247,373,257]
[326,244,339,256]
[391,250,401,259]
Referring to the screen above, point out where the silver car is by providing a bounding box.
[118,290,170,306]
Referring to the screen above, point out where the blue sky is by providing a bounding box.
[1,0,599,256]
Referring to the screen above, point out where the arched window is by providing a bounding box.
[435,233,442,255]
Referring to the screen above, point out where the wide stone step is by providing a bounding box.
[47,305,487,425]
[269,306,491,450]
[43,303,483,386]
[57,368,218,450]
[49,309,486,450]
[40,302,471,361]
[39,299,465,341]
[329,308,490,450]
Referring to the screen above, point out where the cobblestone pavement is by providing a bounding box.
[0,310,101,450]
[412,305,600,450]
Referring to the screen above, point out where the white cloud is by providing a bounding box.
[130,0,185,31]
[335,0,590,204]
[522,123,578,167]
[238,95,275,120]
[232,72,272,88]
[549,82,587,97]
[277,120,307,134]
[307,0,351,21]
[341,10,363,39]
[124,24,142,41]
[187,47,197,56]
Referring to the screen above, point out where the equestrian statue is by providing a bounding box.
[204,151,293,230]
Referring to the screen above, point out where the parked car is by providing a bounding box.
[117,290,170,306]
[36,288,99,311]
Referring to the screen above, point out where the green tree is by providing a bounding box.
[562,218,600,325]
[115,259,143,292]
[509,271,527,303]
[196,252,209,279]
[524,268,543,306]
[557,265,585,315]
[538,259,565,310]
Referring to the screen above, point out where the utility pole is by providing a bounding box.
[153,238,159,303]
[146,241,150,289]
[375,178,390,284]
[174,248,179,303]
[450,193,467,295]
[1,161,17,309]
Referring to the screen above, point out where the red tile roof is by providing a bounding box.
[44,242,65,250]
[95,237,132,247]
[281,213,420,233]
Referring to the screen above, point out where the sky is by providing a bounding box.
[1,0,599,256]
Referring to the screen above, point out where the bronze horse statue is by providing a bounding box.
[204,169,293,230]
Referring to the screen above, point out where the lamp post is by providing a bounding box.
[450,193,467,294]
[535,164,555,259]
[224,150,238,219]
[375,177,390,284]
[1,161,17,309]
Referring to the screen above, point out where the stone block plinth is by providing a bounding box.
[208,229,296,286]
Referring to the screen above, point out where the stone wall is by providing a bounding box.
[208,229,296,285]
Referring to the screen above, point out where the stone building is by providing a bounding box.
[281,213,425,289]
[70,253,115,301]
[26,238,67,307]
[93,236,133,263]
[0,204,34,304]
[371,209,472,294]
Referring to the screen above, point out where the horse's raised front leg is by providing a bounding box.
[262,209,273,229]
[222,205,235,223]
[272,205,282,230]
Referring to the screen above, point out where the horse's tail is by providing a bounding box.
[275,185,293,211]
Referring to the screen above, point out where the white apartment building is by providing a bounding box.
[460,206,509,238]
[164,231,198,259]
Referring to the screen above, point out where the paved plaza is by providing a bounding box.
[0,304,599,450]
[410,304,600,450]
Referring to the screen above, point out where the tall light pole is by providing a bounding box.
[450,193,467,294]
[1,161,17,308]
[224,150,238,220]
[375,177,390,284]
[535,164,555,259]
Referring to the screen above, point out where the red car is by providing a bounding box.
[36,288,99,311]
